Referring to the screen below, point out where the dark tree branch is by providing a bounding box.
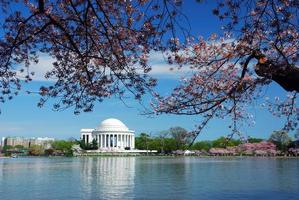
[254,51,299,92]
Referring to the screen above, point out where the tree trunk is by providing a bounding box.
[255,60,299,92]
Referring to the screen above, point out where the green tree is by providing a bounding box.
[29,145,44,156]
[44,148,54,156]
[2,145,13,152]
[147,138,160,151]
[135,133,151,150]
[78,139,86,149]
[169,127,191,150]
[163,138,178,153]
[91,139,98,150]
[248,137,263,143]
[211,137,241,148]
[51,140,75,156]
[269,130,292,152]
[14,145,26,150]
[157,131,169,154]
[192,141,212,151]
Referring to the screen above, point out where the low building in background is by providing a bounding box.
[2,136,55,148]
[30,137,55,149]
[1,137,5,147]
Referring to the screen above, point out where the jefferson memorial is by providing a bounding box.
[80,118,135,150]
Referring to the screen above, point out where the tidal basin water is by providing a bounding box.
[0,157,298,200]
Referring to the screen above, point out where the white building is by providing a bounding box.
[80,118,135,150]
[1,136,55,148]
[1,137,5,147]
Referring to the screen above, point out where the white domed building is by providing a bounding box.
[80,118,135,150]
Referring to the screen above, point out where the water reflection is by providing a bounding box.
[133,157,189,199]
[0,157,298,200]
[80,157,135,200]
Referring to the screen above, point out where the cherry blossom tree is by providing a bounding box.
[168,126,193,149]
[152,0,299,143]
[0,0,184,113]
[269,130,292,151]
[236,141,277,155]
[0,0,298,143]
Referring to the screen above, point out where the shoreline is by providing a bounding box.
[1,155,299,159]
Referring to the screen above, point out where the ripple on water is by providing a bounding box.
[0,157,298,200]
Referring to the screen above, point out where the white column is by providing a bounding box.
[119,134,123,148]
[113,134,114,147]
[128,135,130,148]
[110,134,112,148]
[104,134,106,148]
[108,133,111,148]
[116,134,118,148]
[99,135,101,148]
[124,134,126,148]
[123,134,125,148]
[105,134,107,148]
[100,135,102,148]
[128,135,129,148]
[118,134,123,148]
[106,134,108,148]
[132,135,135,149]
[112,134,115,148]
[107,134,109,148]
[128,135,130,147]
[129,135,131,148]
[102,135,104,148]
[121,134,123,148]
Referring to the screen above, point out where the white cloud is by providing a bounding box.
[15,54,55,82]
[14,51,193,82]
[30,55,55,81]
[147,51,193,78]
[149,63,193,77]
[14,38,238,82]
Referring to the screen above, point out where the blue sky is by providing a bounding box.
[0,1,297,140]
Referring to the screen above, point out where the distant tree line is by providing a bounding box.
[1,128,298,157]
[0,139,77,157]
[135,127,299,155]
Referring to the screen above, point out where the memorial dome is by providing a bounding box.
[96,118,129,132]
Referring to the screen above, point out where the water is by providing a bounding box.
[0,157,298,200]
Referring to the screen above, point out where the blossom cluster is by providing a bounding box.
[182,141,278,156]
